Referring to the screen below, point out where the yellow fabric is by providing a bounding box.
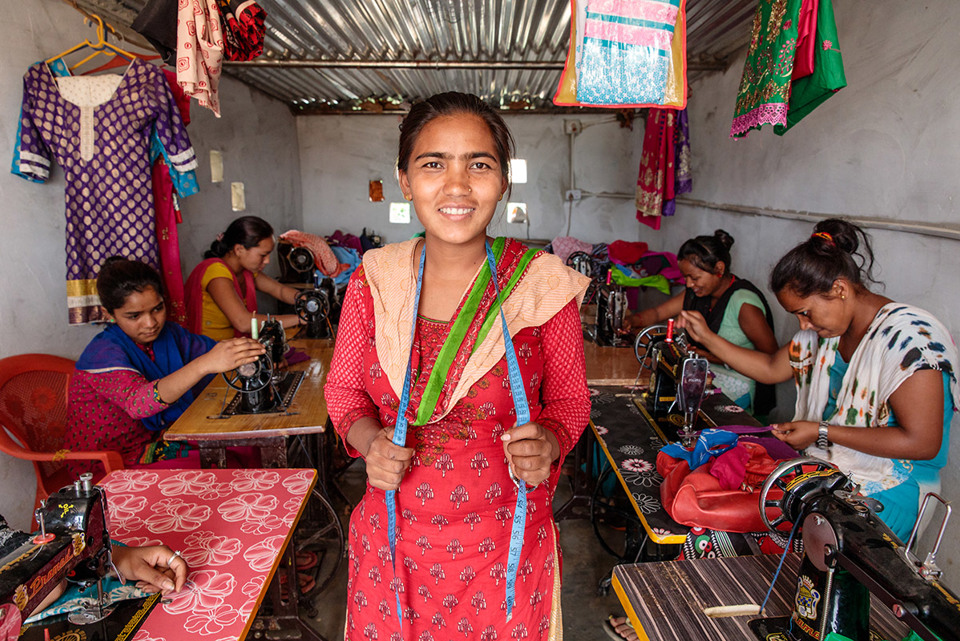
[65,279,98,297]
[553,0,580,105]
[362,238,590,423]
[199,261,240,341]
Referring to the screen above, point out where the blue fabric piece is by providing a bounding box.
[76,323,215,431]
[331,246,361,287]
[870,480,919,541]
[660,429,738,470]
[149,134,199,197]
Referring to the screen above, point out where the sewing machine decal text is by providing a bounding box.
[26,544,81,603]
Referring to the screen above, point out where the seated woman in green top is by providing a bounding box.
[625,230,778,414]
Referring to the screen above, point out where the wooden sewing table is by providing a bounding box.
[164,338,335,469]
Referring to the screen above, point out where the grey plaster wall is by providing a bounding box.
[656,1,960,583]
[0,0,301,528]
[297,113,645,244]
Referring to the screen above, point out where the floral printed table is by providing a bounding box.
[99,468,316,640]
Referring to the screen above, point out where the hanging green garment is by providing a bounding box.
[729,0,803,138]
[776,0,846,134]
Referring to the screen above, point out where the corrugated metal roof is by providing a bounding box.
[70,0,756,113]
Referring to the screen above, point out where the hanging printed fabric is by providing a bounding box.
[177,0,224,117]
[635,107,691,229]
[13,59,197,324]
[774,0,846,135]
[729,0,803,138]
[554,0,688,109]
[635,109,676,230]
[217,0,268,61]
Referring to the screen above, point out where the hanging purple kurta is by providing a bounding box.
[15,59,196,324]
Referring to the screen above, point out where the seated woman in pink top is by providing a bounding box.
[66,258,263,477]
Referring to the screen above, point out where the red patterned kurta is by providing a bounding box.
[326,260,590,641]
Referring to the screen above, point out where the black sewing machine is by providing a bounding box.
[0,475,162,641]
[753,458,960,641]
[596,283,632,347]
[294,282,336,340]
[635,321,700,416]
[0,473,113,632]
[277,241,316,285]
[220,319,304,415]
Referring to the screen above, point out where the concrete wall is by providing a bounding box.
[298,113,645,244]
[0,0,301,527]
[657,1,960,582]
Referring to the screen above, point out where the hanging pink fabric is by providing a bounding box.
[153,159,187,326]
[155,70,190,327]
[792,0,821,80]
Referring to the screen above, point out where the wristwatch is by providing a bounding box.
[817,421,830,449]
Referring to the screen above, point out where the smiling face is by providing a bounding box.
[234,237,275,273]
[776,285,850,338]
[678,258,726,298]
[398,113,508,250]
[107,286,166,345]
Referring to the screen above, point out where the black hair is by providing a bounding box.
[770,218,879,297]
[97,257,164,313]
[204,216,275,259]
[397,92,515,183]
[677,229,735,275]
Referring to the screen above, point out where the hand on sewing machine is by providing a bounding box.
[28,545,189,616]
[198,337,266,375]
[502,422,561,487]
[113,545,189,595]
[675,310,714,346]
[770,421,819,449]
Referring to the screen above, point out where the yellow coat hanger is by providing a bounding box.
[45,14,137,70]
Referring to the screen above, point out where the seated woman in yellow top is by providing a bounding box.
[185,216,301,340]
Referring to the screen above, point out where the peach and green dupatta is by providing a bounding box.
[362,237,590,425]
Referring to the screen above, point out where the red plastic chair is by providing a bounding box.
[0,354,124,516]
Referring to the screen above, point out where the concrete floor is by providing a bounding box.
[305,460,629,641]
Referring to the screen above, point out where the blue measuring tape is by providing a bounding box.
[385,246,425,632]
[483,242,532,623]
[385,242,532,631]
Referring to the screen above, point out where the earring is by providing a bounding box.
[467,187,472,194]
[404,194,412,201]
[841,294,846,300]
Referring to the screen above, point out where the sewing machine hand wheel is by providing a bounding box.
[221,353,273,393]
[296,289,330,323]
[634,324,668,370]
[759,457,839,531]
